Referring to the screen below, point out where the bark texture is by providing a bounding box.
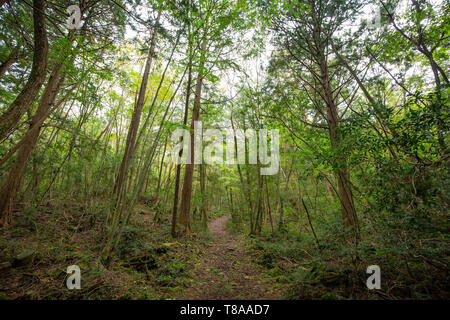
[0,64,63,227]
[113,13,160,204]
[178,41,207,235]
[0,0,48,141]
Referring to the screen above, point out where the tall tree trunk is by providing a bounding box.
[102,55,186,263]
[253,167,263,234]
[276,172,284,231]
[0,64,63,227]
[157,135,168,192]
[199,162,207,230]
[277,160,292,231]
[319,58,360,241]
[178,41,207,235]
[231,112,254,226]
[0,0,48,141]
[264,176,274,234]
[171,60,192,238]
[113,12,160,204]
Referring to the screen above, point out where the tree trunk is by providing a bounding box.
[264,176,274,234]
[231,112,254,227]
[0,0,48,141]
[178,41,207,235]
[319,58,360,241]
[0,64,63,227]
[113,13,160,204]
[171,43,193,236]
[157,135,168,192]
[253,168,263,234]
[0,47,21,79]
[200,163,207,230]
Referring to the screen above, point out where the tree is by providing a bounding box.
[266,0,362,240]
[113,11,160,206]
[176,0,256,235]
[0,0,48,142]
[0,0,126,227]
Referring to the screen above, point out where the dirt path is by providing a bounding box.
[178,215,281,300]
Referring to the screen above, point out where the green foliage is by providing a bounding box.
[154,261,188,287]
[0,0,448,300]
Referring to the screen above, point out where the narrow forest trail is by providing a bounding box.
[177,215,282,300]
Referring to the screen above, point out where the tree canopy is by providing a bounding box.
[0,0,448,300]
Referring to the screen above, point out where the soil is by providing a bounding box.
[177,215,281,300]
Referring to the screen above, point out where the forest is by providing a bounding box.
[0,0,448,301]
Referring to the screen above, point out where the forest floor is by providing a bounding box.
[0,200,285,300]
[2,200,441,300]
[176,215,282,299]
